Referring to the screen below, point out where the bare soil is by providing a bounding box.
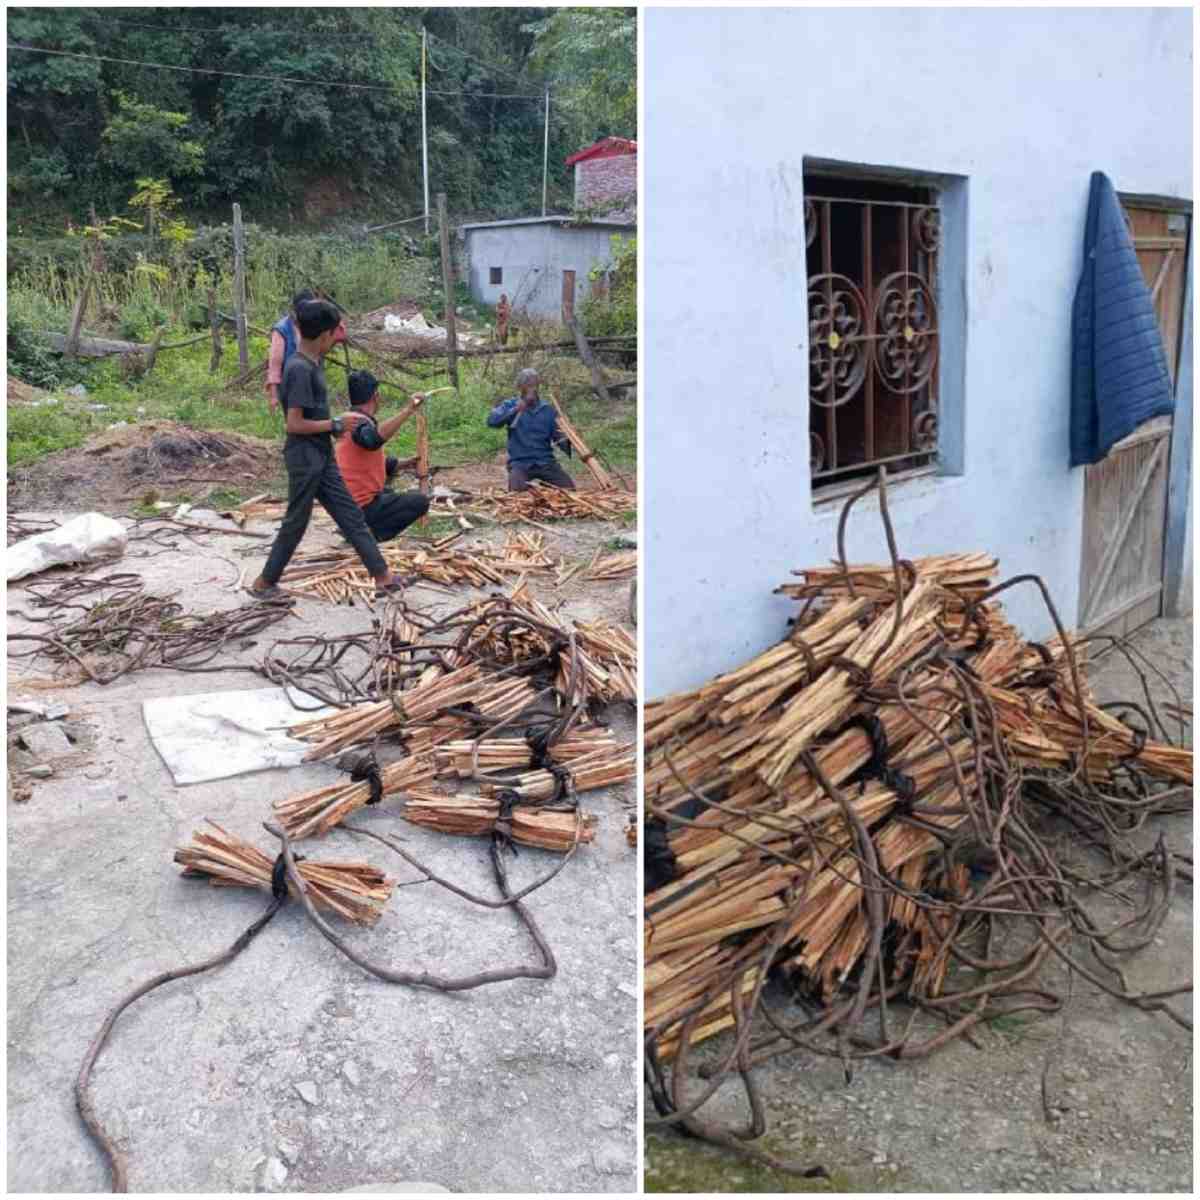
[8,422,281,511]
[7,376,47,405]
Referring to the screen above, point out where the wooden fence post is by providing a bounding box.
[207,287,223,373]
[232,202,249,371]
[64,273,94,361]
[568,315,614,405]
[436,193,459,389]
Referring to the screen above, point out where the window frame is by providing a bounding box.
[803,160,967,507]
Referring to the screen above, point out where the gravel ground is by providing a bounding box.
[7,507,638,1193]
[646,618,1193,1194]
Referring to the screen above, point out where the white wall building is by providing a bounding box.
[644,6,1193,697]
[459,216,634,323]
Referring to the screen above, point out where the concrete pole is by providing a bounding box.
[541,87,550,216]
[421,29,430,237]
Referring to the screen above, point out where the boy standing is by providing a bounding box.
[335,370,432,543]
[249,301,406,600]
[486,368,576,492]
[265,288,348,413]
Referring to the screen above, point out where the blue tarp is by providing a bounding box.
[1069,171,1174,467]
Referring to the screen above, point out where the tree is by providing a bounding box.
[523,8,636,145]
[101,94,205,193]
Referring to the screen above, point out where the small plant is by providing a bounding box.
[118,290,170,342]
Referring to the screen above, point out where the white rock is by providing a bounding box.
[20,722,73,757]
[260,1157,288,1191]
[342,1061,361,1088]
[294,1080,319,1106]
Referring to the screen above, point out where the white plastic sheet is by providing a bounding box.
[6,512,127,581]
[143,686,337,785]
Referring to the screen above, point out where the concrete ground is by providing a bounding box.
[646,618,1193,1194]
[7,508,638,1193]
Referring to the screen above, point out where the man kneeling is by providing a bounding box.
[335,370,431,541]
[486,368,576,492]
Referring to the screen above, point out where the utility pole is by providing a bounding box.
[437,193,459,389]
[421,28,430,236]
[541,87,550,216]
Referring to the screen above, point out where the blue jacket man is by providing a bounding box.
[486,368,576,492]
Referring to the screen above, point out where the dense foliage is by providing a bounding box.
[7,6,636,231]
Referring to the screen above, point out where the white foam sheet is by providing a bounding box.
[143,686,337,785]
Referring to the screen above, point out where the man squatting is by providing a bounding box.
[336,370,431,542]
[487,368,576,492]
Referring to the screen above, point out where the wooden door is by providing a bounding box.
[561,269,576,324]
[1079,203,1191,639]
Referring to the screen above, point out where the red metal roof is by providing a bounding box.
[565,137,637,167]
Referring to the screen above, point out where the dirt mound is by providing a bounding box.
[8,421,281,512]
[8,376,47,406]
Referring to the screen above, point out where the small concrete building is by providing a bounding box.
[645,7,1192,697]
[459,215,635,323]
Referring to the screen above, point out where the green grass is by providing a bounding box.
[6,326,638,479]
[7,253,637,478]
[645,1133,872,1194]
[986,1011,1047,1042]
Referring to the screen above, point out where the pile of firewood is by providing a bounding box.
[269,583,638,844]
[429,483,637,524]
[644,479,1192,1129]
[273,533,559,605]
[581,549,638,581]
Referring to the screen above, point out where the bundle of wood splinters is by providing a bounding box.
[645,544,1193,1065]
[272,583,637,844]
[403,789,597,851]
[174,821,394,924]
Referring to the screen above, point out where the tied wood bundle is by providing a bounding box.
[272,755,436,840]
[457,584,637,706]
[174,821,394,924]
[644,467,1192,1159]
[479,742,636,800]
[277,726,623,841]
[434,725,619,777]
[288,663,539,761]
[402,789,597,852]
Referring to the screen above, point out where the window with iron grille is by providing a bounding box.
[805,173,942,496]
[490,267,503,285]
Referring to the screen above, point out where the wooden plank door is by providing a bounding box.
[1079,204,1191,639]
[561,269,576,324]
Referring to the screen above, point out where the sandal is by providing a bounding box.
[246,582,295,604]
[374,576,409,599]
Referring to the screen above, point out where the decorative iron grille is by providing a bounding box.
[805,180,941,488]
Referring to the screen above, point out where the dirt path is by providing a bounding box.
[7,506,638,1193]
[646,618,1192,1194]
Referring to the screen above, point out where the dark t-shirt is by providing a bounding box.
[280,352,332,457]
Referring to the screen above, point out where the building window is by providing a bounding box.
[490,267,503,285]
[805,173,942,495]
